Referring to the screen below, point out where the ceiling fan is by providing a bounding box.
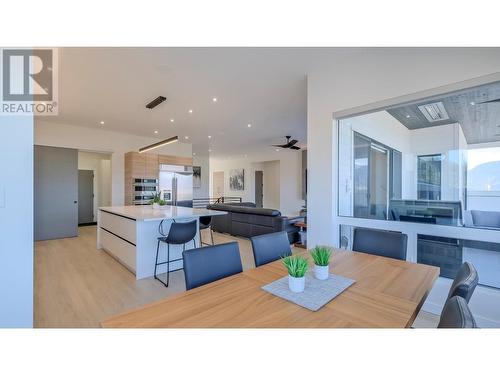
[476,98,500,104]
[272,136,301,150]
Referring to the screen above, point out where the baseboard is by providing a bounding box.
[79,222,97,227]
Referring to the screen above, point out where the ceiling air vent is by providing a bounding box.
[418,101,450,122]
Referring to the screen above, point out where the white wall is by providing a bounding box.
[338,111,412,216]
[409,123,463,201]
[0,115,34,327]
[78,151,112,220]
[35,120,192,205]
[307,48,500,325]
[210,149,304,216]
[262,160,280,210]
[192,154,210,200]
[339,115,470,213]
[338,114,470,217]
[307,48,500,248]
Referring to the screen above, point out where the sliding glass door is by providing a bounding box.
[370,143,389,218]
[353,133,370,218]
[353,132,392,219]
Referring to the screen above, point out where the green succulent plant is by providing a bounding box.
[310,246,332,266]
[282,255,309,278]
[151,192,161,204]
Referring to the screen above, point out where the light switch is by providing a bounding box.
[0,186,5,208]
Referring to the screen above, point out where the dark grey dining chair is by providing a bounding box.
[154,219,197,288]
[199,216,214,246]
[447,261,478,303]
[352,227,407,261]
[183,242,243,290]
[250,231,292,267]
[438,296,477,328]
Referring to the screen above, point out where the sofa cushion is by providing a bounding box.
[208,203,302,244]
[208,203,281,217]
[226,202,256,207]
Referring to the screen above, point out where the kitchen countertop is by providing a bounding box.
[99,205,227,221]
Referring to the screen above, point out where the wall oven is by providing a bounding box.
[133,178,158,205]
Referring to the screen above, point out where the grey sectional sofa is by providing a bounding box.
[206,203,303,244]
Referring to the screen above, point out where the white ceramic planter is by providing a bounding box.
[314,265,329,280]
[152,203,160,209]
[288,275,305,293]
[299,231,307,246]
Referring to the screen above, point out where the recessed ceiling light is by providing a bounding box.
[188,109,193,113]
[212,97,218,102]
[170,118,174,123]
[100,121,105,125]
[192,152,196,156]
[470,101,475,106]
[247,123,252,128]
[154,130,158,134]
[405,115,411,119]
[208,135,212,139]
[208,149,212,152]
[184,136,189,140]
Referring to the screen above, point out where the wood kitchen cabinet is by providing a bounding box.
[158,154,193,167]
[145,154,159,178]
[124,152,193,205]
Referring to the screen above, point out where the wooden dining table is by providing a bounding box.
[102,249,439,328]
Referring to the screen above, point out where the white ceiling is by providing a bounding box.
[52,48,325,157]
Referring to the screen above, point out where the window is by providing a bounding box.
[337,84,500,228]
[417,154,441,200]
[351,132,401,220]
[336,80,500,313]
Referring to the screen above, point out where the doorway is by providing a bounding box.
[353,132,390,219]
[255,170,263,208]
[78,170,94,225]
[34,145,79,240]
[212,171,224,198]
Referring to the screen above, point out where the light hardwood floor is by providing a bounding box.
[34,226,439,328]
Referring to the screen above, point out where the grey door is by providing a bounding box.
[255,170,263,208]
[34,145,78,240]
[78,170,94,224]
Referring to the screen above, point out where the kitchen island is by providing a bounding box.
[97,206,227,280]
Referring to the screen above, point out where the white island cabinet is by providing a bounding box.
[97,206,227,280]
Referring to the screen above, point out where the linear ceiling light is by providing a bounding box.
[145,96,167,109]
[139,136,179,153]
[418,101,450,122]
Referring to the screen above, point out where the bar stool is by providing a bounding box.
[199,216,214,246]
[154,219,197,287]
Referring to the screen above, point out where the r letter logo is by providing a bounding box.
[1,48,58,115]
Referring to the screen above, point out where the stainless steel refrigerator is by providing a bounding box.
[159,164,193,206]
